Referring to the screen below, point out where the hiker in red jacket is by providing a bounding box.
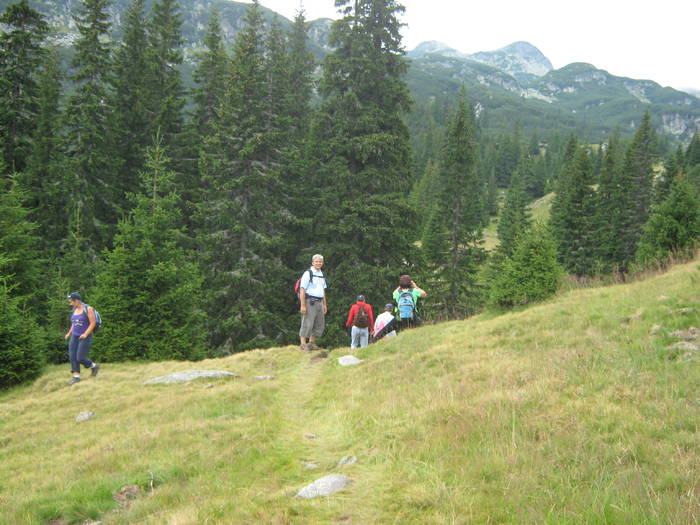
[345,295,374,349]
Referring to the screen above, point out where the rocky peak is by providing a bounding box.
[408,41,469,59]
[469,41,552,80]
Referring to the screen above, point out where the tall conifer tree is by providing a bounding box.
[111,0,151,203]
[92,137,206,362]
[550,148,597,276]
[309,0,416,342]
[22,47,65,249]
[62,0,120,252]
[614,111,657,269]
[0,175,43,308]
[592,135,624,272]
[191,9,228,139]
[636,177,700,267]
[0,0,48,175]
[425,90,484,319]
[200,1,290,353]
[146,0,185,147]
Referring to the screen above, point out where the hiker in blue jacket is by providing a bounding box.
[65,292,100,385]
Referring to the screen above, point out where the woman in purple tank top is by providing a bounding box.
[64,292,100,385]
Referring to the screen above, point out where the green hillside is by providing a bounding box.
[2,259,699,524]
[483,192,554,251]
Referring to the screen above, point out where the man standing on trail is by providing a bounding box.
[299,254,327,352]
[345,295,374,349]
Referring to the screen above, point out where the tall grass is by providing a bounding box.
[1,259,699,524]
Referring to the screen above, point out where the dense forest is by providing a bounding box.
[1,0,699,389]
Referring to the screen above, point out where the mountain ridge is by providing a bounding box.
[1,0,698,140]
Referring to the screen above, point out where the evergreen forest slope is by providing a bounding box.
[2,259,700,524]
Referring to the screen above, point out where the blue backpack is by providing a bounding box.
[84,304,102,331]
[397,290,416,320]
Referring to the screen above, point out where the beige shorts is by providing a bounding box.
[299,297,325,338]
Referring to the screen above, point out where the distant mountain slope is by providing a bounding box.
[3,0,698,140]
[406,45,700,140]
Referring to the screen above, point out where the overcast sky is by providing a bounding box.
[253,0,699,91]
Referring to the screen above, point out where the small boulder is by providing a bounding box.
[304,433,320,440]
[75,412,95,423]
[112,485,140,508]
[144,370,239,384]
[295,474,352,499]
[338,355,363,367]
[337,456,357,467]
[254,375,275,380]
[670,327,699,340]
[666,341,699,352]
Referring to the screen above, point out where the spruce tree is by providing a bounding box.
[0,175,43,309]
[191,8,228,139]
[550,148,597,276]
[635,177,700,267]
[284,11,315,137]
[21,46,65,250]
[0,281,44,389]
[308,0,416,343]
[424,90,484,319]
[111,0,151,204]
[0,0,48,175]
[199,0,291,353]
[655,147,683,205]
[592,135,624,273]
[687,133,700,192]
[92,137,206,362]
[62,0,120,252]
[615,111,657,268]
[489,223,562,309]
[145,0,185,152]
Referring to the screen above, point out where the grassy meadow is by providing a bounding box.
[1,258,699,524]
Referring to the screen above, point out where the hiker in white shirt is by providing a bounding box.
[298,254,327,352]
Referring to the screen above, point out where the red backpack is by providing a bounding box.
[353,305,370,328]
[294,269,314,303]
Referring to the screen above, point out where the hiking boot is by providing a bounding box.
[67,376,81,386]
[300,343,311,352]
[307,342,321,351]
[91,364,100,377]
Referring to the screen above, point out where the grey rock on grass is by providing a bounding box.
[295,474,352,499]
[666,341,700,352]
[337,456,357,467]
[670,327,699,340]
[144,370,239,384]
[338,355,363,367]
[254,375,275,380]
[75,411,95,423]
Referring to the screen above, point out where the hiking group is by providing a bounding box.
[297,254,427,353]
[64,253,426,384]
